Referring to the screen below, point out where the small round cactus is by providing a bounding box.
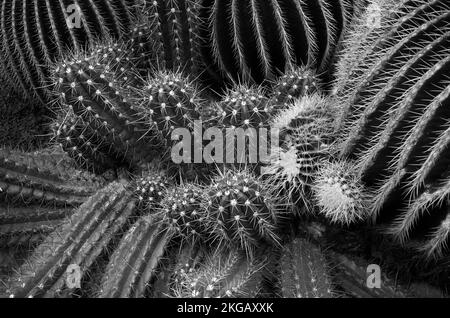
[272,67,319,109]
[132,169,171,210]
[313,160,371,226]
[206,169,283,256]
[218,85,273,128]
[159,184,208,243]
[136,70,203,137]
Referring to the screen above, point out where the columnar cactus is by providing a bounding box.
[279,238,333,298]
[139,0,203,75]
[52,49,162,171]
[313,160,371,226]
[334,0,450,257]
[199,0,361,84]
[0,0,136,105]
[3,182,137,298]
[171,248,265,298]
[0,148,101,206]
[98,215,172,298]
[206,169,283,256]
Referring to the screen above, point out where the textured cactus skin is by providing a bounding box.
[280,238,333,298]
[334,0,450,258]
[140,0,203,75]
[0,205,72,247]
[199,0,360,84]
[2,182,136,298]
[137,71,203,138]
[0,148,101,206]
[133,170,171,210]
[160,184,208,242]
[272,67,318,109]
[206,169,282,255]
[0,0,136,105]
[53,52,161,172]
[98,215,172,298]
[264,94,335,205]
[171,248,264,298]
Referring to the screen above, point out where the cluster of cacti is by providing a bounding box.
[0,0,137,105]
[334,0,450,258]
[1,0,450,299]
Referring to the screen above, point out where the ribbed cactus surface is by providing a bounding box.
[200,0,361,84]
[335,0,450,258]
[0,0,136,105]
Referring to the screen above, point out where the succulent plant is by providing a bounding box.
[199,0,362,84]
[279,238,334,298]
[0,0,136,105]
[334,0,450,258]
[205,169,284,256]
[171,248,265,298]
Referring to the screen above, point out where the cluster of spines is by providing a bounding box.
[3,182,137,298]
[200,0,360,84]
[171,248,264,298]
[279,238,333,298]
[271,67,319,109]
[132,169,170,210]
[0,148,100,206]
[52,49,162,172]
[136,70,203,137]
[159,183,207,243]
[264,94,335,205]
[313,160,371,226]
[141,0,203,75]
[206,169,283,256]
[0,0,136,105]
[334,0,450,257]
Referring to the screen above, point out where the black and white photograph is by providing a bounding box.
[0,0,448,303]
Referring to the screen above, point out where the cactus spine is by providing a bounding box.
[3,182,137,298]
[98,215,172,298]
[334,0,450,258]
[52,49,162,171]
[0,148,100,206]
[0,0,136,105]
[171,248,265,298]
[279,238,333,298]
[200,0,359,84]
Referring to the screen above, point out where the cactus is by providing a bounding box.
[132,169,171,210]
[199,0,360,84]
[271,66,319,109]
[206,169,284,256]
[139,0,204,75]
[313,160,371,226]
[171,248,265,298]
[0,0,136,105]
[0,206,72,247]
[159,183,208,243]
[136,70,203,138]
[52,49,162,172]
[0,148,101,206]
[2,182,137,298]
[98,214,172,298]
[334,0,450,257]
[263,95,335,205]
[279,238,333,298]
[218,85,273,128]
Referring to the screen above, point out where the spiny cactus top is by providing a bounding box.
[199,0,362,84]
[0,0,137,105]
[334,0,450,258]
